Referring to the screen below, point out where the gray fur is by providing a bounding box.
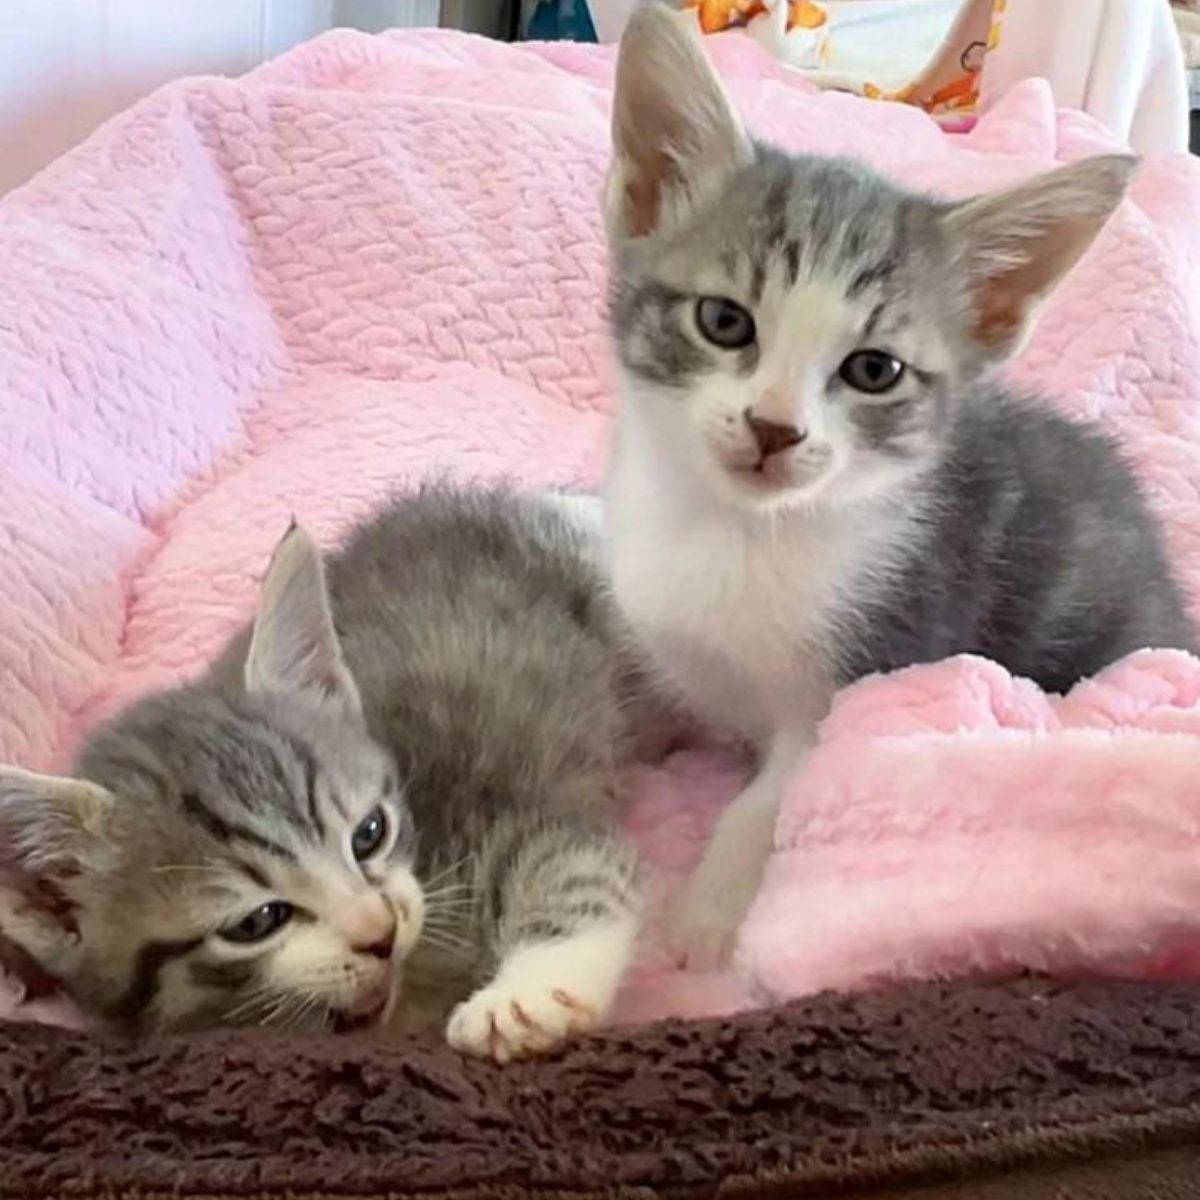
[834,390,1196,690]
[0,485,639,1035]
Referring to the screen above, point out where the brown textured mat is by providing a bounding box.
[3,977,1200,1199]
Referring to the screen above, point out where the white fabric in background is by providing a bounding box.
[809,0,959,91]
[982,0,1188,155]
[585,0,639,41]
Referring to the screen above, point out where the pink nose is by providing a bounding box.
[354,928,396,960]
[342,899,396,959]
[745,410,806,458]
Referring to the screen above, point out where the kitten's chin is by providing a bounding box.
[331,977,395,1035]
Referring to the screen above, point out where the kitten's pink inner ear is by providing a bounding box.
[246,525,362,713]
[609,4,750,240]
[945,155,1136,361]
[970,213,1115,355]
[620,141,679,239]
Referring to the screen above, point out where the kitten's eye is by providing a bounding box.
[839,349,906,394]
[695,297,756,350]
[351,807,388,862]
[221,900,293,944]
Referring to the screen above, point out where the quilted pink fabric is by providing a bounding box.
[2,28,1200,1026]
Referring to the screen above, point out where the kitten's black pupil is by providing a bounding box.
[697,297,755,349]
[352,807,387,861]
[226,900,293,943]
[840,349,904,394]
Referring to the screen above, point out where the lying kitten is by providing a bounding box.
[0,485,640,1060]
[603,8,1195,968]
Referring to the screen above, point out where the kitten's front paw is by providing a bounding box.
[446,979,596,1064]
[667,775,779,971]
[665,868,756,972]
[445,918,635,1064]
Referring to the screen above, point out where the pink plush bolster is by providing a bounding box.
[739,653,1200,999]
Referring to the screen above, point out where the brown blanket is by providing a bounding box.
[3,977,1199,1199]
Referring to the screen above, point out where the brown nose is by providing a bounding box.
[745,410,805,458]
[354,924,396,960]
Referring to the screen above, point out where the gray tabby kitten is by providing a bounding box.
[604,8,1195,969]
[0,485,640,1061]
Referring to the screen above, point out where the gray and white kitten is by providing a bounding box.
[0,485,640,1061]
[603,8,1195,968]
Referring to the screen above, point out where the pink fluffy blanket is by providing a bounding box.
[3,28,1200,1029]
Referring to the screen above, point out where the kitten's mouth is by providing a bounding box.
[721,447,833,496]
[330,984,394,1035]
[331,1006,384,1035]
[731,456,804,490]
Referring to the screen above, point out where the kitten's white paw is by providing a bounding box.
[446,976,596,1064]
[446,917,636,1064]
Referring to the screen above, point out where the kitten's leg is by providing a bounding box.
[666,728,810,971]
[446,822,640,1063]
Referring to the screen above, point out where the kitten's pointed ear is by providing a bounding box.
[608,3,752,240]
[0,766,113,877]
[939,155,1136,363]
[245,525,362,715]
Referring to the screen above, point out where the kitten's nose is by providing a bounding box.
[344,899,397,959]
[354,923,397,960]
[745,409,806,458]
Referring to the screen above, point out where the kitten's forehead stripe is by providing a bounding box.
[239,859,271,890]
[110,936,203,1023]
[328,786,350,823]
[290,740,326,842]
[784,240,801,287]
[749,257,766,306]
[180,791,298,865]
[847,256,899,299]
[864,301,887,339]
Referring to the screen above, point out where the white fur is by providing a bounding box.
[446,914,637,1062]
[605,390,923,968]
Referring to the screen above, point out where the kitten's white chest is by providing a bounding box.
[605,458,860,743]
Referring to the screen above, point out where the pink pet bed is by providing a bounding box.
[3,28,1200,1194]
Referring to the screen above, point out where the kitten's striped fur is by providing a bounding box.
[0,485,641,1059]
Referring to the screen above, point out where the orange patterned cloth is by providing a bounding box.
[683,0,827,35]
[680,0,1008,133]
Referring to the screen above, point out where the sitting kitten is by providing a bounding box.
[603,8,1195,968]
[0,485,640,1060]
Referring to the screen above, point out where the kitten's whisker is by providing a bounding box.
[422,927,471,946]
[419,930,475,958]
[280,992,323,1032]
[262,991,304,1029]
[420,853,476,890]
[422,882,473,898]
[423,894,474,914]
[225,986,286,1024]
